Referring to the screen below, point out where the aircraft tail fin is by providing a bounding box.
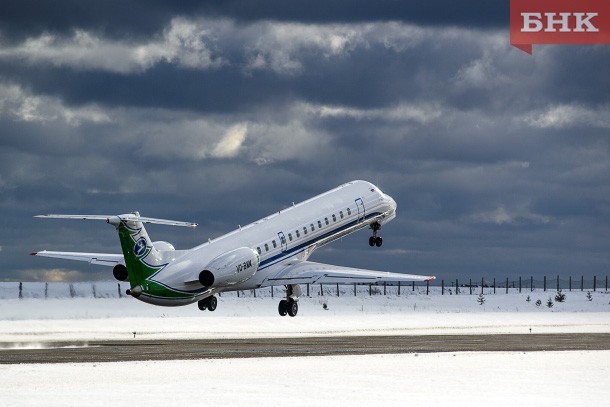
[35,212,197,287]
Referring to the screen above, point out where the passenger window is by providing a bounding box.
[264,244,269,252]
[318,220,322,228]
[325,217,329,225]
[288,233,293,241]
[296,230,300,238]
[272,240,277,248]
[340,211,344,219]
[257,247,261,255]
[303,226,308,235]
[347,208,351,216]
[310,223,315,231]
[332,214,337,222]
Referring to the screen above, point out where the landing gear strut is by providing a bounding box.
[198,295,217,312]
[278,284,301,317]
[368,221,383,247]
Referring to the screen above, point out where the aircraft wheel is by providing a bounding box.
[207,296,217,312]
[278,300,288,316]
[369,236,376,247]
[375,236,383,247]
[287,300,298,317]
[198,300,207,311]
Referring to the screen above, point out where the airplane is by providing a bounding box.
[32,180,435,316]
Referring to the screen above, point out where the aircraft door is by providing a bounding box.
[355,198,365,222]
[278,232,288,252]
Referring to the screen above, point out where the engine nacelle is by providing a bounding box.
[152,241,175,251]
[199,247,260,287]
[113,264,128,281]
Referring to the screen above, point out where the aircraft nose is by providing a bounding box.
[386,195,397,211]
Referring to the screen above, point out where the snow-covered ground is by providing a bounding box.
[0,287,609,343]
[1,285,609,406]
[2,351,609,407]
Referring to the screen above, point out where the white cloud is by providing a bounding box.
[525,104,610,129]
[0,83,111,126]
[211,124,248,158]
[301,102,442,123]
[0,19,478,75]
[0,18,226,73]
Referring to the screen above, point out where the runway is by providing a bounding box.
[2,333,610,364]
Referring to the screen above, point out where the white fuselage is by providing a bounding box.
[142,180,397,305]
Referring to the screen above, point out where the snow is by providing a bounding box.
[1,283,610,406]
[1,351,609,406]
[0,285,609,343]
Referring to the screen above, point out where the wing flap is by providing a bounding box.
[31,251,124,267]
[261,260,435,286]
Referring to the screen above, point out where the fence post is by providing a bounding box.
[118,283,122,298]
[441,280,444,295]
[469,279,472,295]
[569,276,572,292]
[337,283,340,297]
[481,277,484,295]
[354,283,357,296]
[253,289,256,298]
[398,281,401,296]
[412,281,415,291]
[92,284,97,299]
[531,276,533,292]
[19,282,23,299]
[519,276,522,293]
[320,284,323,296]
[369,284,372,296]
[506,278,508,294]
[426,280,429,295]
[306,284,309,297]
[456,279,459,295]
[237,290,240,298]
[544,276,546,292]
[581,275,584,291]
[493,278,496,294]
[556,275,559,291]
[45,282,49,299]
[606,276,608,292]
[383,282,386,296]
[594,276,597,292]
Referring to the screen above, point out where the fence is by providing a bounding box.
[1,275,608,300]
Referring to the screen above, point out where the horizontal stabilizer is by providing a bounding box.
[31,250,123,266]
[35,213,197,228]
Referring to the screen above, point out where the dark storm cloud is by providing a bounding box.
[0,1,506,42]
[0,6,609,283]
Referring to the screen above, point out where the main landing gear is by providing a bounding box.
[198,295,217,311]
[368,221,383,247]
[278,284,301,317]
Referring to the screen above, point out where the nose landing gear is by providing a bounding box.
[368,221,383,247]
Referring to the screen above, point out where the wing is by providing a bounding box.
[31,250,124,267]
[260,260,435,286]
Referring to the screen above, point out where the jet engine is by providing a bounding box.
[199,247,260,287]
[113,264,128,281]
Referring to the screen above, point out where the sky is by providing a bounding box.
[0,1,609,282]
